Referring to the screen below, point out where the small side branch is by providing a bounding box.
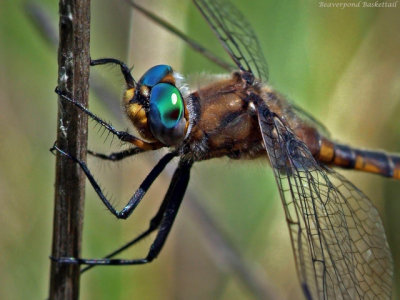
[48,0,91,299]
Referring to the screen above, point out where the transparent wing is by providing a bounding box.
[257,104,393,300]
[194,0,269,83]
[290,103,331,138]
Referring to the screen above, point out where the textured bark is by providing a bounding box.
[49,0,90,299]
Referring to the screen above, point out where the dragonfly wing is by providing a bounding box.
[290,102,331,138]
[257,103,393,299]
[193,0,269,83]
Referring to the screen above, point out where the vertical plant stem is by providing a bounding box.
[49,0,90,299]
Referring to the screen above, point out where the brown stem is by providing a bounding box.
[48,0,90,299]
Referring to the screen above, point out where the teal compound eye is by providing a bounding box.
[148,83,186,146]
[139,65,173,87]
[150,83,183,128]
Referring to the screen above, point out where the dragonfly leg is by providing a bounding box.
[90,58,135,88]
[87,147,144,161]
[55,88,163,151]
[80,172,177,273]
[50,143,177,219]
[52,158,192,266]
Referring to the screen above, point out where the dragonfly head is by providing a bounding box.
[123,65,189,146]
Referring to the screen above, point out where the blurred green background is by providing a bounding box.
[0,0,399,299]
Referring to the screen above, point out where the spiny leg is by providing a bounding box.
[57,56,163,151]
[54,158,193,266]
[50,144,177,219]
[55,88,163,151]
[88,147,144,161]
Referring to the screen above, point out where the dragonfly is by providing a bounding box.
[51,0,398,299]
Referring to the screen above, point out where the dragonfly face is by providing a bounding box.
[52,0,399,299]
[124,64,189,146]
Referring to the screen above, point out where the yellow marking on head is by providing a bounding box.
[123,88,135,105]
[125,103,156,142]
[127,103,146,123]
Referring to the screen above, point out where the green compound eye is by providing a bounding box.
[149,83,183,128]
[148,83,186,145]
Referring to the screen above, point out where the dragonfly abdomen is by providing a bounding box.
[318,138,400,179]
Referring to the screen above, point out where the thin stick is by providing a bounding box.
[48,0,91,299]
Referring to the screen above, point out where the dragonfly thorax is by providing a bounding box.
[180,73,266,161]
